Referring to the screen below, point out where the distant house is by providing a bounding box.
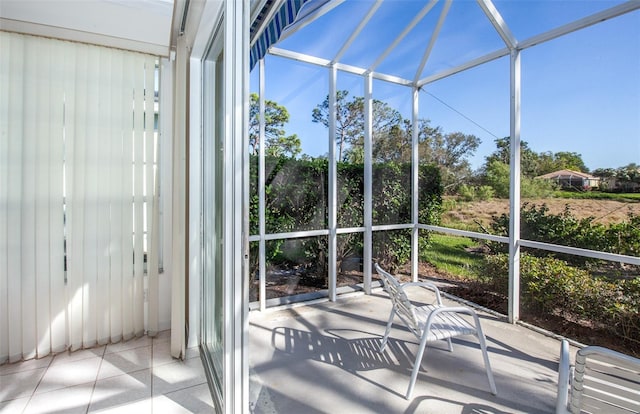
[536,169,600,190]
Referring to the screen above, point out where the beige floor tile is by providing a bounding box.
[89,369,151,412]
[87,398,152,413]
[35,356,102,394]
[97,346,152,380]
[151,340,176,367]
[0,395,30,412]
[0,355,52,375]
[152,357,207,396]
[0,367,46,401]
[160,383,215,413]
[51,346,106,366]
[105,336,152,355]
[24,383,94,414]
[150,395,194,414]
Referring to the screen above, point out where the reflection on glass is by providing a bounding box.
[337,233,364,289]
[264,157,327,233]
[264,236,328,300]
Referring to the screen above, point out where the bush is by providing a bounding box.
[476,185,495,201]
[458,184,476,201]
[482,253,639,343]
[484,160,556,198]
[488,204,639,261]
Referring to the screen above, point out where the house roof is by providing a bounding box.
[536,169,598,180]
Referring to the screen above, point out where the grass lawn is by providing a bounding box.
[421,233,485,280]
[554,191,640,201]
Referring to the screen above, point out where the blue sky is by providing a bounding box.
[250,1,640,171]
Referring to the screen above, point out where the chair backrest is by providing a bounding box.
[570,345,640,414]
[374,263,420,335]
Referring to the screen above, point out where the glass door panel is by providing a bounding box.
[202,32,224,408]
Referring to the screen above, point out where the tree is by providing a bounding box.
[249,93,301,157]
[424,130,480,192]
[551,151,589,174]
[265,134,302,158]
[312,90,402,162]
[312,90,361,162]
[483,137,539,177]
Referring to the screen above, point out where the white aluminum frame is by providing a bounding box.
[249,0,640,324]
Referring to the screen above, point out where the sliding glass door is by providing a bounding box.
[199,3,248,412]
[201,26,225,411]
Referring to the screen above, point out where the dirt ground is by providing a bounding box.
[441,197,640,228]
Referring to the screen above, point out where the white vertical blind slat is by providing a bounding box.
[22,36,38,360]
[121,52,135,340]
[109,50,125,343]
[144,57,158,335]
[49,39,67,354]
[82,45,100,348]
[133,55,145,336]
[35,37,53,358]
[96,48,112,345]
[6,33,24,363]
[0,33,13,363]
[68,42,88,351]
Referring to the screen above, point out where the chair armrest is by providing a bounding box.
[401,281,443,305]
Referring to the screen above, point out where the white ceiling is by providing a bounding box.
[0,0,175,56]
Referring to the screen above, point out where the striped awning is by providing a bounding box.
[250,0,329,70]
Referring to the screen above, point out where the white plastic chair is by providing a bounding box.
[556,339,640,414]
[375,263,497,400]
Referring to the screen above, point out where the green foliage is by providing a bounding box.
[484,160,556,198]
[488,203,640,260]
[249,93,301,158]
[457,184,495,201]
[313,90,480,192]
[482,254,640,343]
[476,185,495,200]
[484,160,511,198]
[249,155,443,276]
[483,137,589,178]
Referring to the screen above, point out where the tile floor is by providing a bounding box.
[0,331,214,413]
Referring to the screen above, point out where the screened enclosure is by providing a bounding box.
[247,0,640,354]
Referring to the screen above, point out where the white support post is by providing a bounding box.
[328,64,337,301]
[363,73,373,294]
[508,49,521,324]
[258,58,266,311]
[411,87,419,282]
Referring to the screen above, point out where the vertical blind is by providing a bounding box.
[0,32,160,363]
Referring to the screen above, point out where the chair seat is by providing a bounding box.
[415,304,478,341]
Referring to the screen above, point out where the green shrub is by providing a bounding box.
[482,253,639,343]
[476,185,495,201]
[487,204,638,261]
[458,184,476,201]
[484,160,556,198]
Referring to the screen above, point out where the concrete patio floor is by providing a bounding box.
[249,288,571,414]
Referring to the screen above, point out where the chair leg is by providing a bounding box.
[475,324,497,395]
[379,307,395,352]
[406,333,430,400]
[446,338,453,352]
